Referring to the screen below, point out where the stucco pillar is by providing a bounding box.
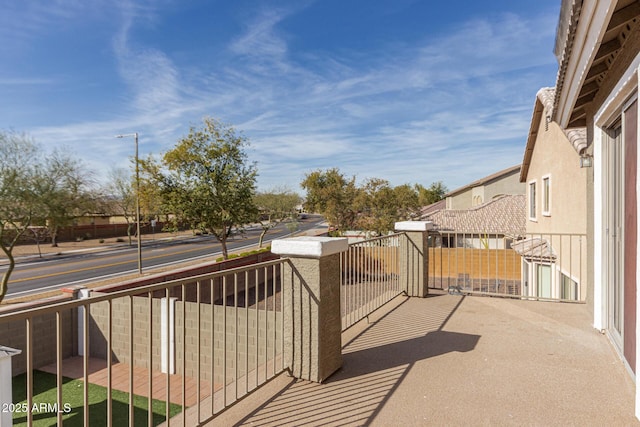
[272,236,348,383]
[394,221,433,297]
[0,346,21,427]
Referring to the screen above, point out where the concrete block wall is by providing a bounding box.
[88,296,161,369]
[1,252,282,380]
[3,311,76,376]
[176,303,282,384]
[88,295,282,385]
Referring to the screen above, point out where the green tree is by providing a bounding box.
[301,168,359,235]
[354,178,395,234]
[393,183,420,220]
[355,179,420,234]
[35,149,93,247]
[141,117,258,259]
[0,132,43,302]
[254,188,302,247]
[416,181,448,206]
[104,168,137,246]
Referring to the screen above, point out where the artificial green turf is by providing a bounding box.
[12,370,182,427]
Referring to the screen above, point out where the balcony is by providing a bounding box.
[214,290,636,426]
[0,224,637,426]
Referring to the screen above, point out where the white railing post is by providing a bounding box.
[161,297,177,374]
[0,346,22,427]
[394,221,434,297]
[272,236,348,383]
[62,285,90,356]
[78,288,91,356]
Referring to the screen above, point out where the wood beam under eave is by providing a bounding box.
[607,2,640,34]
[569,108,587,127]
[578,81,600,98]
[575,91,596,109]
[569,117,587,128]
[594,38,622,61]
[585,61,609,81]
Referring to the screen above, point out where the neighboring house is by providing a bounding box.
[444,164,524,210]
[514,87,588,301]
[552,0,640,415]
[422,194,525,249]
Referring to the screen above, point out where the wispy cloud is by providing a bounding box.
[6,2,558,192]
[229,9,289,59]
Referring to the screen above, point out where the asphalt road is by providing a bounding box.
[3,216,326,299]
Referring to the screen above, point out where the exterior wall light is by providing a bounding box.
[580,153,593,168]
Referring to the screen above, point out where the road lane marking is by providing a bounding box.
[7,244,222,284]
[6,222,322,286]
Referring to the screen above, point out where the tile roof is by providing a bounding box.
[520,87,587,182]
[419,199,446,217]
[512,237,557,262]
[420,194,525,236]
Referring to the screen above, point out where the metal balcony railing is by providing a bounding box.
[1,258,287,426]
[340,233,406,331]
[427,231,587,302]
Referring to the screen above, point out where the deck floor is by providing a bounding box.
[215,291,639,426]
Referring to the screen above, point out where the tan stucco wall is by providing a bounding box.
[524,119,587,236]
[447,171,524,210]
[483,172,525,200]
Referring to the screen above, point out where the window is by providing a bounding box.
[522,260,530,296]
[542,175,551,216]
[528,180,537,220]
[561,273,578,300]
[536,264,552,298]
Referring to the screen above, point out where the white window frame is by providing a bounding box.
[528,180,537,221]
[557,267,580,301]
[536,263,553,299]
[522,259,555,298]
[542,174,551,217]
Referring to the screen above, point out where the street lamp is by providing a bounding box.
[115,132,142,274]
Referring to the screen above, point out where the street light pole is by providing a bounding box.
[115,132,142,274]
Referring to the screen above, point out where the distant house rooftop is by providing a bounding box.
[445,164,521,198]
[418,199,446,218]
[421,194,525,236]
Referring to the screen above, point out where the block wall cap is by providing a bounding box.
[394,221,434,232]
[0,346,22,359]
[272,237,348,258]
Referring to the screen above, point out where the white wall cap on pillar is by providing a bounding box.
[394,221,434,232]
[0,346,21,359]
[272,236,348,258]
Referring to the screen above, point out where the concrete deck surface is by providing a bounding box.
[214,291,638,426]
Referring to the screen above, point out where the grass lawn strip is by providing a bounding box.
[12,370,182,427]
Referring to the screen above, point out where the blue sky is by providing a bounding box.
[1,0,561,193]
